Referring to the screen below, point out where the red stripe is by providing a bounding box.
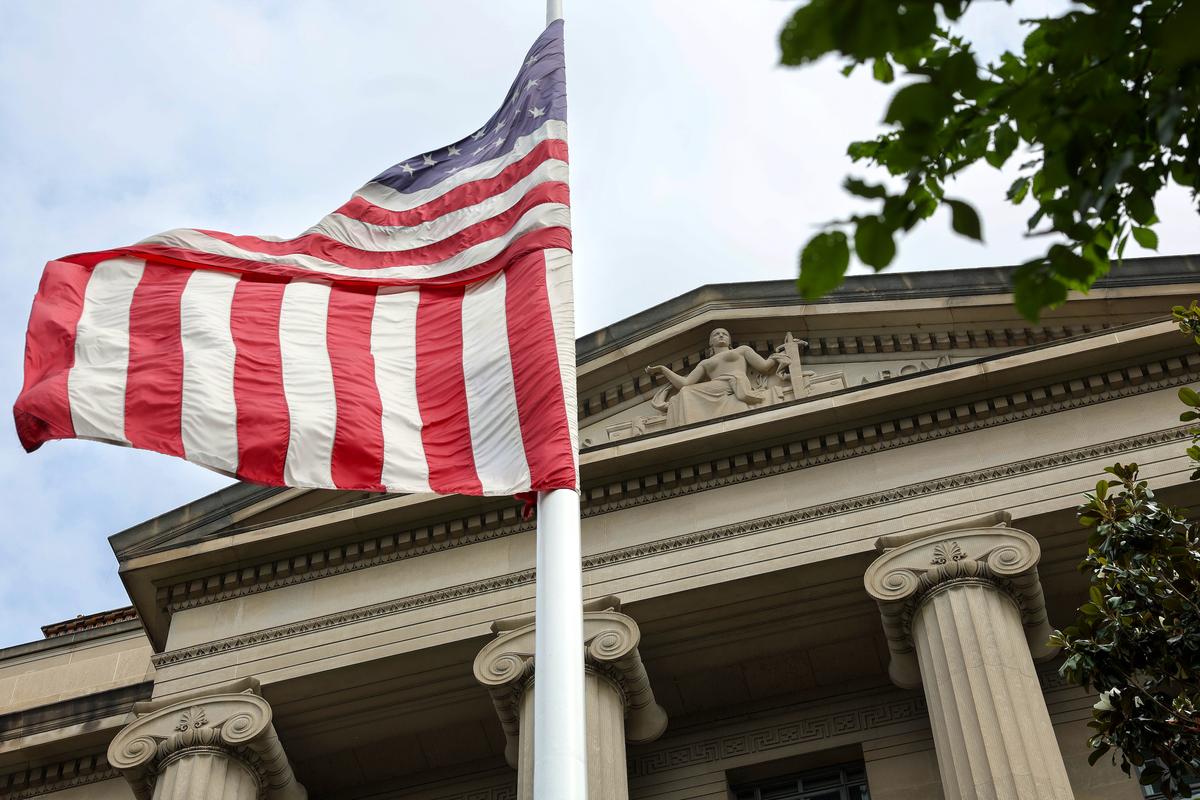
[327,287,385,491]
[125,226,572,287]
[12,258,97,451]
[415,286,482,494]
[124,261,191,457]
[194,182,569,268]
[229,277,291,485]
[505,251,576,490]
[335,139,570,227]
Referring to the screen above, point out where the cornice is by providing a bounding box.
[150,424,1189,668]
[0,753,117,800]
[158,347,1198,615]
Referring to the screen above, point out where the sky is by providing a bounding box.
[0,1,1197,647]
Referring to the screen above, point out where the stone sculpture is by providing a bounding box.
[645,328,796,428]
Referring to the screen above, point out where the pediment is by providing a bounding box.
[577,257,1200,447]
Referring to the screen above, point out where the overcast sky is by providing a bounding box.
[1,1,1197,647]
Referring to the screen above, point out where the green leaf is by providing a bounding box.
[946,199,983,241]
[1126,189,1155,226]
[1006,177,1030,204]
[1179,387,1200,407]
[844,178,888,199]
[872,57,895,83]
[1131,226,1158,251]
[797,231,850,299]
[853,216,896,269]
[987,123,1019,168]
[884,82,951,126]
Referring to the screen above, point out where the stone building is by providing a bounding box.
[3,255,1199,800]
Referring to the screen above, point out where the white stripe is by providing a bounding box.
[179,270,240,472]
[140,203,570,281]
[371,288,430,493]
[354,119,567,212]
[543,248,578,479]
[461,272,530,494]
[312,159,569,251]
[278,280,336,488]
[67,257,144,444]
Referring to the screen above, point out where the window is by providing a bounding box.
[732,763,870,800]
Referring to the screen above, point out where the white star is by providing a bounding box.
[526,78,540,90]
[447,145,461,156]
[473,145,488,156]
[471,129,487,140]
[422,153,436,167]
[492,136,506,149]
[525,55,539,67]
[495,119,506,130]
[447,166,459,174]
[400,163,415,175]
[529,106,546,119]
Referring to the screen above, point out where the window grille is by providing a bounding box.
[732,762,870,800]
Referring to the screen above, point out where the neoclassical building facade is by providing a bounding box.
[4,255,1199,800]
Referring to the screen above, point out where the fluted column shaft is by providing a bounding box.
[475,603,668,800]
[865,526,1073,800]
[152,751,259,800]
[513,669,630,800]
[913,580,1072,800]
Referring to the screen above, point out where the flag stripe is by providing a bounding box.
[194,183,569,267]
[328,286,385,491]
[14,259,95,450]
[124,261,190,457]
[372,288,430,493]
[335,138,569,227]
[129,224,573,286]
[415,286,482,494]
[230,278,290,484]
[462,272,529,493]
[279,280,337,489]
[543,247,578,462]
[318,162,568,250]
[180,269,240,473]
[68,257,145,443]
[505,249,576,488]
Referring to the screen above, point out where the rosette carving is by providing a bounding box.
[106,687,305,800]
[864,525,1057,688]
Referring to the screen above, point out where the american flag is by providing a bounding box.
[14,20,577,497]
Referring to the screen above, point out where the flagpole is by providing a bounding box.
[532,6,585,799]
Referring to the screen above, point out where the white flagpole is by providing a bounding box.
[533,8,585,800]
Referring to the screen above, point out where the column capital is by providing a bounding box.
[107,681,306,800]
[473,605,668,768]
[864,525,1057,688]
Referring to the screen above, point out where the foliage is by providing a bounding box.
[780,0,1200,320]
[1051,317,1200,800]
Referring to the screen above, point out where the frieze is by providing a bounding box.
[627,694,927,777]
[0,753,117,800]
[151,425,1190,668]
[161,351,1198,614]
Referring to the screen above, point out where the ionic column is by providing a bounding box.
[474,600,668,800]
[865,525,1073,800]
[107,681,306,800]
